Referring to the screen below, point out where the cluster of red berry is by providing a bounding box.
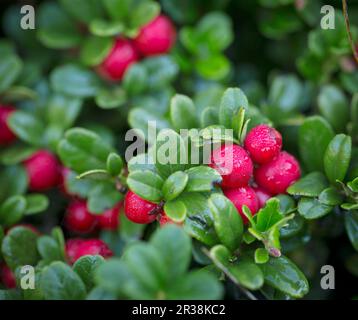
[97,15,176,81]
[124,124,301,225]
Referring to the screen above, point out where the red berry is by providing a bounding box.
[0,263,16,289]
[209,144,253,188]
[254,151,301,195]
[0,105,16,146]
[133,15,176,56]
[244,124,282,164]
[23,150,60,191]
[66,239,113,264]
[97,38,139,81]
[65,238,85,264]
[253,186,271,209]
[224,186,259,224]
[96,203,121,231]
[65,199,97,234]
[124,190,158,224]
[158,212,181,227]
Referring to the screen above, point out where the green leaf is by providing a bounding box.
[8,111,44,146]
[95,87,126,109]
[150,225,191,279]
[185,166,222,193]
[47,94,82,129]
[51,64,101,98]
[0,54,22,92]
[324,134,352,184]
[123,64,148,95]
[318,187,344,206]
[230,260,264,290]
[58,127,113,173]
[255,198,283,232]
[129,0,160,30]
[122,243,168,299]
[208,194,243,252]
[287,172,329,197]
[37,235,64,262]
[37,2,82,49]
[299,116,334,172]
[60,0,104,24]
[162,171,188,201]
[260,255,309,298]
[163,199,187,222]
[345,211,358,251]
[41,262,86,300]
[87,181,122,214]
[219,88,249,128]
[24,194,49,215]
[280,215,304,239]
[154,129,188,179]
[127,170,164,203]
[195,54,230,81]
[89,20,124,37]
[106,153,123,176]
[1,226,39,270]
[73,255,105,291]
[0,195,26,227]
[170,94,198,131]
[167,270,223,299]
[0,145,36,165]
[143,56,178,90]
[255,248,269,264]
[0,165,27,203]
[80,36,113,67]
[318,85,350,132]
[196,12,233,52]
[200,107,219,128]
[183,194,219,246]
[298,197,333,220]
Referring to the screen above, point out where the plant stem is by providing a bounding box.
[342,0,358,64]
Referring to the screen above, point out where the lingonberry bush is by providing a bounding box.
[0,0,357,301]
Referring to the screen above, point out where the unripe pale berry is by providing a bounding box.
[158,212,181,227]
[254,151,301,195]
[224,186,259,224]
[66,238,112,264]
[96,203,121,231]
[124,190,158,224]
[133,15,176,56]
[253,186,271,209]
[23,150,60,191]
[0,263,16,288]
[97,38,139,81]
[0,105,16,146]
[209,144,253,188]
[244,124,282,164]
[65,199,97,234]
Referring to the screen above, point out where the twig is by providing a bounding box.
[342,0,358,64]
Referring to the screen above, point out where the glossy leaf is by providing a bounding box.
[287,172,329,197]
[162,171,188,201]
[298,197,333,219]
[185,166,222,193]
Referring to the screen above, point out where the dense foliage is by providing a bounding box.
[0,0,357,300]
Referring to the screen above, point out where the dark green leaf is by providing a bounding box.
[80,36,113,66]
[287,172,329,197]
[298,197,333,219]
[324,134,352,184]
[185,166,222,193]
[219,88,249,128]
[209,194,243,252]
[87,181,122,214]
[345,211,358,251]
[41,261,86,300]
[37,235,64,262]
[260,255,309,298]
[0,195,26,227]
[127,170,164,202]
[73,255,105,291]
[162,171,188,201]
[0,54,22,92]
[170,94,197,131]
[60,0,104,24]
[1,226,39,270]
[51,64,101,98]
[299,116,334,172]
[58,127,113,173]
[24,194,49,215]
[318,187,344,206]
[95,87,126,109]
